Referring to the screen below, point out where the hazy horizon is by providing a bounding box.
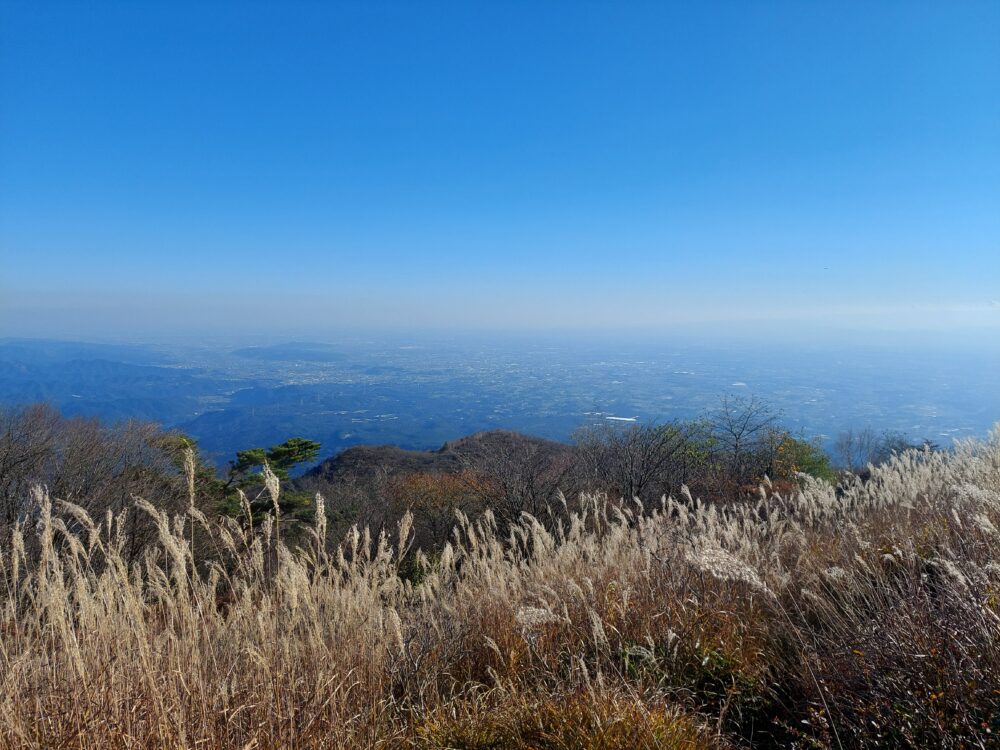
[3,2,999,339]
[4,323,1000,355]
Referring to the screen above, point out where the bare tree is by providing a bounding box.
[834,426,918,476]
[0,404,61,525]
[457,432,571,527]
[710,395,777,483]
[0,404,204,562]
[573,421,688,505]
[833,426,879,474]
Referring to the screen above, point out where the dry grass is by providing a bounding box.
[1,429,999,748]
[413,690,725,749]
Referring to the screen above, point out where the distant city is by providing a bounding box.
[3,335,997,469]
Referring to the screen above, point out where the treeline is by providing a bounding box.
[0,404,200,559]
[0,398,927,560]
[293,395,928,554]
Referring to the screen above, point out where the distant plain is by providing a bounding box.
[3,334,996,467]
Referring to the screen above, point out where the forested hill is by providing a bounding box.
[302,430,569,484]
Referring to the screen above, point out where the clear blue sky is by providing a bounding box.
[1,1,998,338]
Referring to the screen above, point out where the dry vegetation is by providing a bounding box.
[1,427,999,748]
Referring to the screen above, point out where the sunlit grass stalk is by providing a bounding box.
[0,426,997,748]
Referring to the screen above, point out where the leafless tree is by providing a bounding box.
[833,426,917,476]
[457,432,572,526]
[573,421,688,505]
[833,426,879,474]
[0,404,61,525]
[710,395,777,482]
[0,404,200,562]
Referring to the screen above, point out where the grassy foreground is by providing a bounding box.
[1,430,999,748]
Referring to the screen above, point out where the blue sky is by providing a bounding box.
[1,1,998,338]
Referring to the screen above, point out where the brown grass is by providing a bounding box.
[1,429,999,748]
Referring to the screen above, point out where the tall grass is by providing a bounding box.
[1,429,999,748]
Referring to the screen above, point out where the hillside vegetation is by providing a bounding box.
[1,406,998,747]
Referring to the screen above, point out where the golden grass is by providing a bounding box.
[413,690,726,749]
[1,429,999,748]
